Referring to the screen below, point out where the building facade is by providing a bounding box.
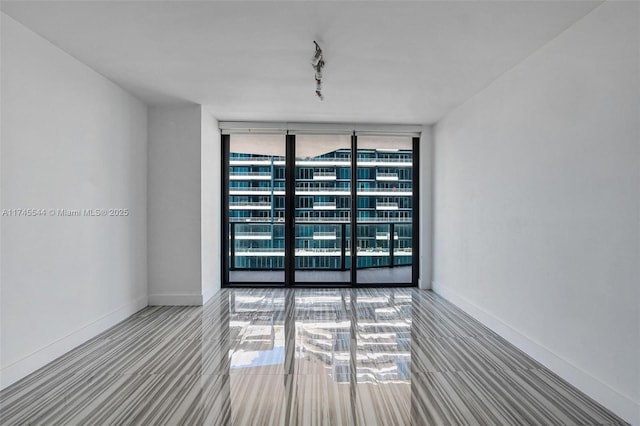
[228,143,414,273]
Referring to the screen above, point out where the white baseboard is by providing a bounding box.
[418,278,432,290]
[201,286,220,305]
[0,296,148,391]
[432,282,639,425]
[148,293,204,306]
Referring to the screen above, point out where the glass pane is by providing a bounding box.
[356,136,413,285]
[295,135,351,283]
[394,223,413,267]
[228,134,285,284]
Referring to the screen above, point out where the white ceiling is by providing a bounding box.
[1,1,601,124]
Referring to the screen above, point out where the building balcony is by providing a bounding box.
[313,201,337,210]
[293,187,411,196]
[229,172,272,180]
[229,188,285,195]
[230,157,285,166]
[231,248,412,257]
[228,216,413,224]
[295,187,350,196]
[313,232,337,240]
[376,202,399,210]
[357,188,411,196]
[234,248,285,257]
[313,171,337,181]
[376,232,399,240]
[294,216,412,223]
[376,172,399,181]
[294,157,412,167]
[295,216,349,223]
[230,217,286,223]
[295,158,350,167]
[357,158,412,167]
[229,187,410,196]
[234,232,273,240]
[230,202,272,210]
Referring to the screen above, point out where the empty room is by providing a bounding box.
[1,1,638,425]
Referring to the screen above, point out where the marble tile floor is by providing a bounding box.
[0,288,627,425]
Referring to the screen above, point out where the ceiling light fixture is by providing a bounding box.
[312,41,325,101]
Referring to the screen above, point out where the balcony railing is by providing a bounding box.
[295,186,350,194]
[230,155,410,166]
[376,202,399,210]
[229,188,285,195]
[235,232,272,240]
[358,157,412,166]
[229,216,412,223]
[234,248,285,256]
[295,157,412,166]
[313,232,337,240]
[313,171,337,181]
[313,201,336,210]
[376,172,399,181]
[295,158,350,166]
[229,172,272,180]
[231,248,412,257]
[229,222,412,270]
[376,232,399,240]
[230,201,272,210]
[358,188,411,196]
[230,157,285,166]
[229,185,411,196]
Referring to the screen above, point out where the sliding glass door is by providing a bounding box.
[223,132,418,287]
[294,135,352,284]
[225,134,285,284]
[356,136,415,285]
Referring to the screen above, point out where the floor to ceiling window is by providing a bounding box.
[295,134,352,284]
[222,128,419,287]
[225,134,286,284]
[356,136,415,285]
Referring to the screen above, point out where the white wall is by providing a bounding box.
[419,126,434,289]
[0,13,148,389]
[148,105,221,305]
[201,109,221,301]
[148,105,201,305]
[433,2,639,423]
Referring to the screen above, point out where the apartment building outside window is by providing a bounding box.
[222,130,419,287]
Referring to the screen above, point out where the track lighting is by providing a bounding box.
[312,41,324,101]
[311,47,323,67]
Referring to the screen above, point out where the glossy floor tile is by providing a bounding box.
[0,288,628,425]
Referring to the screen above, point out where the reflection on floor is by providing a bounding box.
[356,266,411,283]
[230,265,412,284]
[230,269,287,282]
[0,288,627,425]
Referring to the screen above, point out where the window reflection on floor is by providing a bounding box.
[227,289,412,386]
